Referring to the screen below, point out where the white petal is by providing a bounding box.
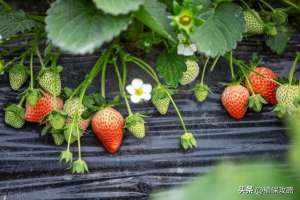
[141,93,151,101]
[130,95,142,104]
[190,44,197,52]
[142,84,152,93]
[177,44,185,55]
[183,47,194,56]
[131,79,143,88]
[126,85,135,95]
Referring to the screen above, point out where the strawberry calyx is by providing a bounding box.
[248,94,267,112]
[46,111,67,130]
[181,132,197,150]
[72,159,89,174]
[273,103,288,119]
[59,150,73,163]
[24,88,40,106]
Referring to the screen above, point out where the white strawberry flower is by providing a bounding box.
[177,43,197,56]
[126,79,152,104]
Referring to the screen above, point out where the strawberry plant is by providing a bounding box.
[0,0,299,174]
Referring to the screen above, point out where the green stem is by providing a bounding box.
[229,51,235,80]
[66,123,74,152]
[210,56,220,72]
[101,61,107,98]
[4,57,20,68]
[0,0,11,10]
[18,96,26,107]
[282,0,300,10]
[100,49,112,98]
[128,55,160,84]
[69,81,85,100]
[76,117,82,160]
[30,51,34,89]
[228,56,282,86]
[201,57,210,84]
[36,46,46,70]
[239,64,255,95]
[259,0,275,11]
[130,59,158,83]
[289,53,300,86]
[114,58,133,115]
[165,90,188,133]
[29,15,45,23]
[121,57,127,87]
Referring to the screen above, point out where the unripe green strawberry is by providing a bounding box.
[64,98,85,117]
[276,84,299,114]
[180,59,200,85]
[38,66,62,96]
[244,10,264,35]
[193,83,210,102]
[151,86,170,115]
[51,129,65,145]
[125,114,145,139]
[9,64,28,90]
[4,104,25,128]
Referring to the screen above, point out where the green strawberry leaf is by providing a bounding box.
[190,2,245,57]
[46,0,132,54]
[63,87,73,100]
[41,124,51,136]
[156,49,187,87]
[93,0,144,15]
[91,93,106,106]
[187,0,212,9]
[266,26,290,55]
[83,95,95,109]
[134,0,176,42]
[152,162,300,200]
[0,7,36,40]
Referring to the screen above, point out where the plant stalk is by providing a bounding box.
[201,57,210,84]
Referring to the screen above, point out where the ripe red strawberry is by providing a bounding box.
[221,85,250,120]
[92,107,124,154]
[247,67,278,105]
[25,92,63,123]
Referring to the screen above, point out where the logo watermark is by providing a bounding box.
[239,186,294,195]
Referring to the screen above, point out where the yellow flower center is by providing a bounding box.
[179,15,192,26]
[135,88,144,96]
